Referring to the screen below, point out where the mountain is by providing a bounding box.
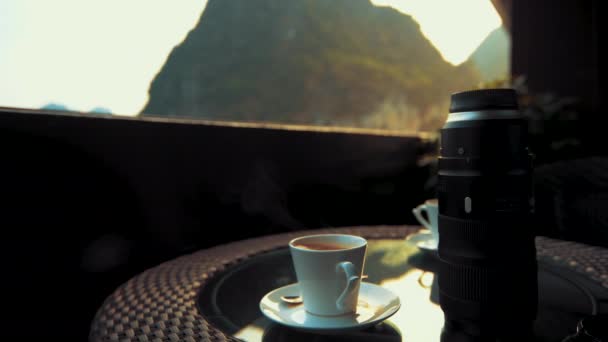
[142,0,480,130]
[468,27,510,83]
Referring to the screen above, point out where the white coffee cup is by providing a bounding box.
[289,234,367,316]
[412,199,439,242]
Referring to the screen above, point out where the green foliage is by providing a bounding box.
[478,76,584,164]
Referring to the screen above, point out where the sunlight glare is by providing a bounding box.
[0,0,208,115]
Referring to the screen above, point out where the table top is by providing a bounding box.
[89,226,608,342]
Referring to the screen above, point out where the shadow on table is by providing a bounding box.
[262,322,402,342]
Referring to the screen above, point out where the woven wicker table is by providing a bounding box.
[89,226,608,342]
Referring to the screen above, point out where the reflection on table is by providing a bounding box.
[199,237,607,341]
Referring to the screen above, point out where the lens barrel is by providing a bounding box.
[438,89,538,338]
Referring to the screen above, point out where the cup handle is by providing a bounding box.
[335,261,360,311]
[413,204,432,230]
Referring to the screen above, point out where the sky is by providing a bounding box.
[0,0,502,116]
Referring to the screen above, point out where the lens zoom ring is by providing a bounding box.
[438,215,533,260]
[439,215,492,242]
[439,262,492,301]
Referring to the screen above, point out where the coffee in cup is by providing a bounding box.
[292,241,350,251]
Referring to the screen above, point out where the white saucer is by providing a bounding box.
[406,230,433,244]
[416,238,438,252]
[259,282,401,333]
[406,231,438,252]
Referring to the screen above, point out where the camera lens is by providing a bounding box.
[438,89,538,338]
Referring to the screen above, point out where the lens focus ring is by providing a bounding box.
[438,215,535,262]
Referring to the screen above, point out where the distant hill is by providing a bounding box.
[89,107,112,114]
[142,0,481,130]
[468,27,510,83]
[41,103,112,115]
[42,103,70,111]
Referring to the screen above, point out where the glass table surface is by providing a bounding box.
[198,239,608,342]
